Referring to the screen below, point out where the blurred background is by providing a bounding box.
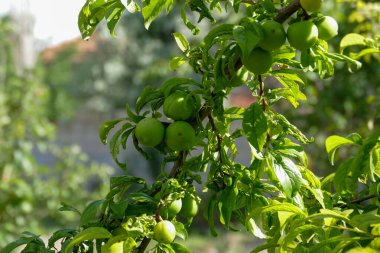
[0,0,379,251]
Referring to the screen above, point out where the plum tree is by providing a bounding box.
[5,0,380,253]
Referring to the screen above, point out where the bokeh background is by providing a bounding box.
[0,0,379,251]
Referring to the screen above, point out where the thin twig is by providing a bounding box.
[258,75,267,111]
[337,194,378,208]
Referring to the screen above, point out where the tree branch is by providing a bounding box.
[275,0,301,23]
[337,194,378,208]
[137,238,151,253]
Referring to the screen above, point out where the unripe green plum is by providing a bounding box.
[179,195,199,217]
[109,241,123,253]
[287,21,318,51]
[229,67,249,87]
[161,198,182,219]
[316,16,338,40]
[242,48,272,75]
[135,118,165,147]
[165,121,196,151]
[259,20,287,51]
[163,91,198,120]
[154,220,176,244]
[300,0,322,12]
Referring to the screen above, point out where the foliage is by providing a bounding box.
[3,0,380,253]
[0,17,113,246]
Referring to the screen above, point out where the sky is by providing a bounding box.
[0,0,84,45]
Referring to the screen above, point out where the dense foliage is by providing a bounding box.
[3,0,380,253]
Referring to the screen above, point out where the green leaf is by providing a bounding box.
[325,135,358,165]
[205,195,218,237]
[128,192,157,203]
[1,237,37,253]
[121,0,140,13]
[135,87,164,114]
[173,32,190,52]
[187,0,215,23]
[64,227,112,253]
[173,221,188,240]
[203,24,234,51]
[306,209,350,223]
[58,202,81,215]
[340,33,367,53]
[110,175,146,190]
[80,200,105,226]
[274,112,312,144]
[180,4,200,35]
[247,218,267,239]
[142,0,168,29]
[267,155,303,199]
[48,229,76,248]
[309,236,365,252]
[123,237,138,252]
[160,77,199,97]
[171,243,192,253]
[333,158,354,193]
[243,103,268,152]
[233,18,263,57]
[282,225,321,250]
[350,48,380,60]
[273,138,307,166]
[126,104,144,123]
[99,118,125,145]
[109,124,134,170]
[272,70,307,108]
[110,200,129,219]
[101,235,133,253]
[349,213,380,232]
[170,57,187,70]
[78,0,119,40]
[252,201,306,218]
[250,243,278,253]
[218,185,238,227]
[346,248,380,253]
[105,1,125,37]
[260,0,276,12]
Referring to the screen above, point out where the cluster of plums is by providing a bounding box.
[241,0,338,76]
[134,90,199,151]
[154,194,200,243]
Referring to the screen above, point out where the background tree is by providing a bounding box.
[0,16,113,246]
